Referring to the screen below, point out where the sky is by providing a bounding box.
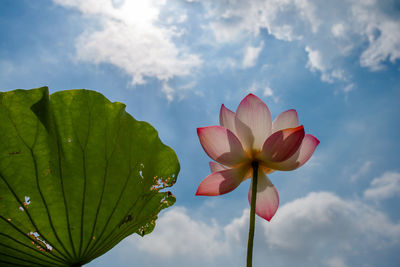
[1,0,400,266]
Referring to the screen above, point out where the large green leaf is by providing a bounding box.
[0,87,179,266]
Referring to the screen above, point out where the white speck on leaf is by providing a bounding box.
[24,196,31,205]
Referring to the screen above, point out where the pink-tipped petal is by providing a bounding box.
[248,172,279,221]
[196,166,249,196]
[272,109,299,133]
[260,126,305,162]
[197,126,248,166]
[219,104,237,134]
[268,134,320,171]
[235,94,272,152]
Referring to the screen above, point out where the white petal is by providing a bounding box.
[272,109,299,133]
[197,126,248,166]
[248,171,279,221]
[219,104,236,135]
[235,94,272,152]
[196,165,249,196]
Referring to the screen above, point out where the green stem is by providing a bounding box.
[247,161,258,267]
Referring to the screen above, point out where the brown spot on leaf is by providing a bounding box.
[118,214,133,228]
[28,231,53,252]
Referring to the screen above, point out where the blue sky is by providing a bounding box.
[1,0,400,266]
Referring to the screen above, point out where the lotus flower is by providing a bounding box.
[196,94,319,221]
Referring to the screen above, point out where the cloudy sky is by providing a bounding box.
[1,0,400,266]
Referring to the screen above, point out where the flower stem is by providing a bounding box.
[247,161,258,267]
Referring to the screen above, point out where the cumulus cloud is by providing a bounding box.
[52,0,399,97]
[52,0,201,101]
[364,171,400,200]
[131,207,229,260]
[202,0,400,83]
[354,1,400,70]
[262,192,400,255]
[242,42,264,68]
[123,191,400,267]
[305,46,347,83]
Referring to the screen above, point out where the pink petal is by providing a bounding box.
[235,94,272,152]
[197,126,248,166]
[209,161,254,180]
[209,161,228,173]
[268,134,320,171]
[196,166,249,196]
[272,109,299,133]
[248,172,279,221]
[260,126,305,162]
[219,104,236,135]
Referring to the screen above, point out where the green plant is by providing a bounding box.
[0,87,179,266]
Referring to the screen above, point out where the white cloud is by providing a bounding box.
[305,46,327,76]
[353,1,400,70]
[161,82,174,102]
[331,23,346,38]
[131,207,228,260]
[364,171,400,200]
[263,192,400,252]
[242,42,264,68]
[325,257,348,267]
[343,83,355,93]
[202,0,400,83]
[305,46,324,72]
[350,160,372,182]
[262,86,278,103]
[52,0,201,100]
[262,86,273,98]
[305,46,349,83]
[246,82,278,103]
[122,191,400,267]
[207,0,310,43]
